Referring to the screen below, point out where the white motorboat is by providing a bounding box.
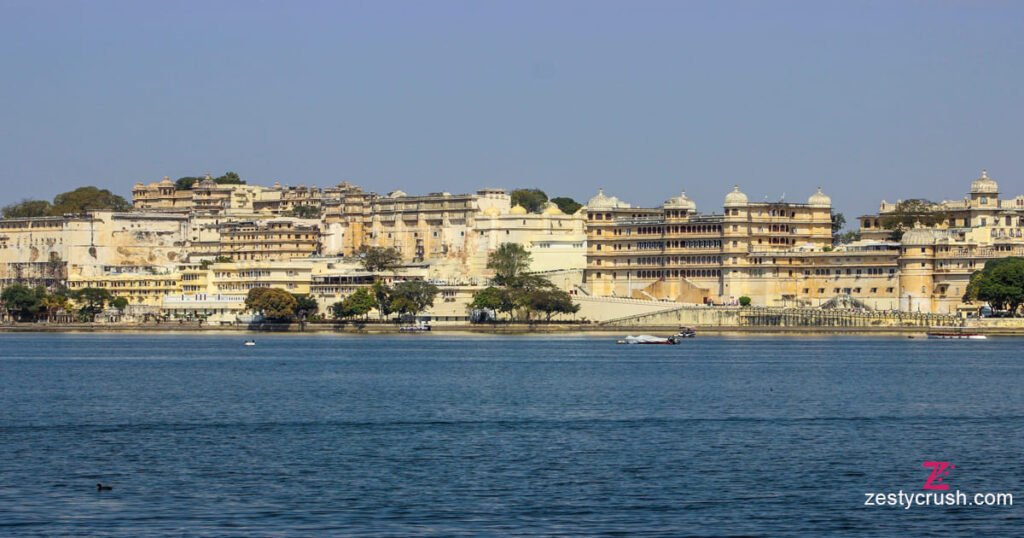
[926,332,987,340]
[617,335,678,345]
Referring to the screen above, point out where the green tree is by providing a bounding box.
[964,257,1024,314]
[111,296,129,311]
[879,199,948,230]
[469,286,515,321]
[214,171,245,185]
[292,294,319,320]
[739,296,752,307]
[3,188,129,217]
[332,288,376,320]
[510,188,548,213]
[175,176,202,190]
[371,281,393,320]
[73,287,113,321]
[524,288,579,322]
[361,247,403,273]
[390,280,440,317]
[38,290,71,322]
[487,243,532,285]
[287,205,320,218]
[831,212,846,245]
[550,196,582,215]
[2,199,53,218]
[200,255,233,269]
[51,187,131,214]
[1,284,44,321]
[245,287,298,321]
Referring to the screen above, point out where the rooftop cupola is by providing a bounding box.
[724,185,748,207]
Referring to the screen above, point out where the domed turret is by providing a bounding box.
[970,169,999,194]
[387,190,407,198]
[585,188,630,209]
[159,176,173,187]
[482,206,502,217]
[663,191,697,211]
[724,185,748,207]
[542,202,564,215]
[587,189,611,208]
[807,187,831,208]
[510,204,528,215]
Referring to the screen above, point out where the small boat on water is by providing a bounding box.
[244,340,256,346]
[617,327,697,345]
[617,335,678,345]
[926,332,987,340]
[399,321,431,332]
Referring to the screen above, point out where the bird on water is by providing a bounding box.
[96,483,113,491]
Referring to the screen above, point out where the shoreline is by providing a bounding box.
[1,322,1021,337]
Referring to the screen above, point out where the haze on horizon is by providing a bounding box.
[1,0,1022,223]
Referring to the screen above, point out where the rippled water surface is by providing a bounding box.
[1,333,1021,536]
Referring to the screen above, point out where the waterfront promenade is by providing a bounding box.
[3,307,1022,336]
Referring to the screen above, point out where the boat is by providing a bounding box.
[244,340,256,346]
[926,332,987,340]
[677,326,697,338]
[399,321,431,332]
[617,335,679,345]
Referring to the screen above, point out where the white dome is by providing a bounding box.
[970,169,998,194]
[388,190,407,198]
[510,204,528,215]
[542,202,564,215]
[724,185,748,207]
[807,187,831,207]
[587,189,612,208]
[586,189,630,209]
[663,191,696,211]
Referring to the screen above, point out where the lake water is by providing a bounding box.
[0,333,1021,536]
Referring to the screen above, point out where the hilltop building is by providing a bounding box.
[4,171,1024,323]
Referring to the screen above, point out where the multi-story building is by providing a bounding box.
[584,186,834,305]
[859,170,1024,240]
[856,171,1024,313]
[206,260,314,295]
[131,177,194,213]
[0,211,188,287]
[323,188,510,260]
[67,270,182,307]
[218,219,320,261]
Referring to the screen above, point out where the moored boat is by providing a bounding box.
[926,332,987,340]
[617,335,678,345]
[399,321,432,332]
[677,326,697,338]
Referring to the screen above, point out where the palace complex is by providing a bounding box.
[1,170,1021,323]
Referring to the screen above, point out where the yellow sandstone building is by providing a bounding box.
[4,171,1024,322]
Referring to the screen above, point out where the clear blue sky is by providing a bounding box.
[2,1,1022,221]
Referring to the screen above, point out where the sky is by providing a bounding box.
[1,0,1022,223]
